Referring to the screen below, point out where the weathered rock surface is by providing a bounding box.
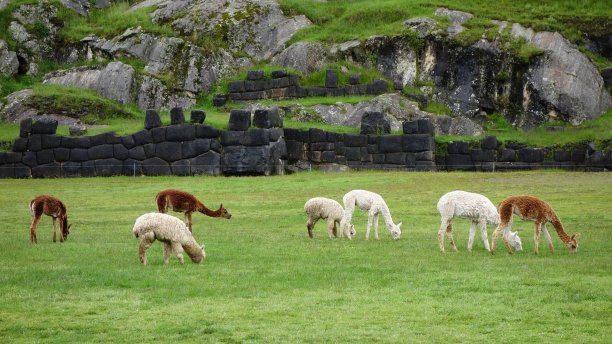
[0,40,19,77]
[271,42,328,74]
[434,8,473,37]
[9,2,62,61]
[59,0,90,15]
[43,62,135,104]
[132,0,311,60]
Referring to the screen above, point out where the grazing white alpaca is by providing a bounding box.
[304,197,355,239]
[340,190,402,240]
[437,191,522,253]
[132,213,205,266]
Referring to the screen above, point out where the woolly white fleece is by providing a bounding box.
[340,189,401,240]
[304,197,354,239]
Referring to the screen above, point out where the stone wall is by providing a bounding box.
[216,69,389,104]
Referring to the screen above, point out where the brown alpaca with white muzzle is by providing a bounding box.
[491,195,579,255]
[155,189,231,232]
[29,195,72,244]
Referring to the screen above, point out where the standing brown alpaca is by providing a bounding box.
[155,189,231,232]
[491,195,578,255]
[29,195,72,244]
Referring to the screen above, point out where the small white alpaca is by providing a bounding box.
[304,197,355,239]
[132,213,205,266]
[437,191,522,252]
[340,190,402,240]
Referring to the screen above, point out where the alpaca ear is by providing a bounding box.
[68,224,72,230]
[397,222,402,228]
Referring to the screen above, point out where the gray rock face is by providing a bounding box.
[365,36,417,88]
[271,42,328,74]
[84,29,242,101]
[402,17,439,38]
[43,62,135,104]
[512,24,612,124]
[137,76,196,110]
[9,2,61,60]
[59,0,90,15]
[434,8,473,37]
[0,40,19,77]
[133,0,311,61]
[0,89,37,123]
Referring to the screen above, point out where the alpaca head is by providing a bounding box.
[390,222,402,240]
[188,244,205,263]
[218,204,232,219]
[507,231,522,251]
[566,234,579,253]
[346,224,356,239]
[61,217,71,240]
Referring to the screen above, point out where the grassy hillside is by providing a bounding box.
[0,171,610,342]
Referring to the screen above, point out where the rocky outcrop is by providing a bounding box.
[8,1,62,61]
[0,89,37,123]
[511,24,612,125]
[83,28,244,104]
[43,62,135,104]
[59,0,90,15]
[0,40,19,77]
[287,93,483,136]
[271,42,328,74]
[137,76,196,110]
[434,8,473,37]
[131,0,311,60]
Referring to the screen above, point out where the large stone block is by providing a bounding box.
[571,149,586,163]
[402,134,434,152]
[5,152,22,163]
[171,160,191,176]
[133,130,153,145]
[61,161,82,178]
[32,162,61,178]
[212,94,227,107]
[360,111,390,135]
[470,149,496,162]
[344,134,366,147]
[0,163,14,179]
[325,69,338,88]
[386,152,406,165]
[88,144,114,160]
[379,135,403,153]
[366,80,388,94]
[95,158,123,177]
[247,70,264,80]
[228,80,245,93]
[190,151,221,176]
[269,128,283,142]
[142,157,171,176]
[70,148,89,162]
[13,138,28,152]
[27,135,42,151]
[128,146,146,160]
[89,133,106,147]
[499,149,516,162]
[20,118,32,138]
[221,131,244,146]
[243,128,270,146]
[22,152,37,167]
[228,110,251,131]
[150,127,166,143]
[196,125,221,139]
[41,135,61,149]
[113,144,129,160]
[402,120,419,134]
[14,163,31,178]
[190,110,206,124]
[519,148,544,163]
[221,146,271,175]
[155,141,182,162]
[170,107,185,125]
[54,148,70,162]
[143,143,156,158]
[166,124,196,142]
[286,140,305,160]
[81,161,96,177]
[349,74,360,85]
[182,139,210,159]
[417,119,435,135]
[31,118,58,135]
[254,107,282,128]
[144,109,161,129]
[309,128,327,143]
[554,150,571,162]
[121,135,137,149]
[271,70,288,79]
[123,159,144,176]
[480,136,498,150]
[448,141,470,154]
[345,147,361,161]
[446,154,474,171]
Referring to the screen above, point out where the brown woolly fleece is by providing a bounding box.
[29,195,71,244]
[155,189,231,232]
[491,195,578,255]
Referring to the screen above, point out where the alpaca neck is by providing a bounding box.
[380,206,396,229]
[551,218,571,244]
[183,242,204,262]
[197,202,222,217]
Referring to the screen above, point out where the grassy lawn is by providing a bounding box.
[0,171,610,342]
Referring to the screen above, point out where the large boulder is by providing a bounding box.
[133,0,311,61]
[271,42,328,74]
[58,0,90,15]
[43,62,135,104]
[8,2,63,61]
[364,35,418,87]
[0,40,19,77]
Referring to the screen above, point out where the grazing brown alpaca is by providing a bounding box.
[491,195,578,255]
[29,195,72,244]
[155,189,231,232]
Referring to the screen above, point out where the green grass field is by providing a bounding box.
[0,171,610,342]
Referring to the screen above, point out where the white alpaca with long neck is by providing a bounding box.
[340,190,401,240]
[437,191,522,252]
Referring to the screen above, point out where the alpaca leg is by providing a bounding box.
[340,204,354,238]
[163,243,173,264]
[138,239,154,266]
[306,217,318,239]
[30,216,41,244]
[52,217,57,243]
[491,224,506,255]
[445,221,458,252]
[332,221,339,238]
[373,213,380,240]
[479,219,490,252]
[366,212,374,240]
[467,221,477,251]
[542,223,554,253]
[534,222,542,255]
[326,218,336,238]
[186,213,193,233]
[438,217,450,252]
[171,242,185,265]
